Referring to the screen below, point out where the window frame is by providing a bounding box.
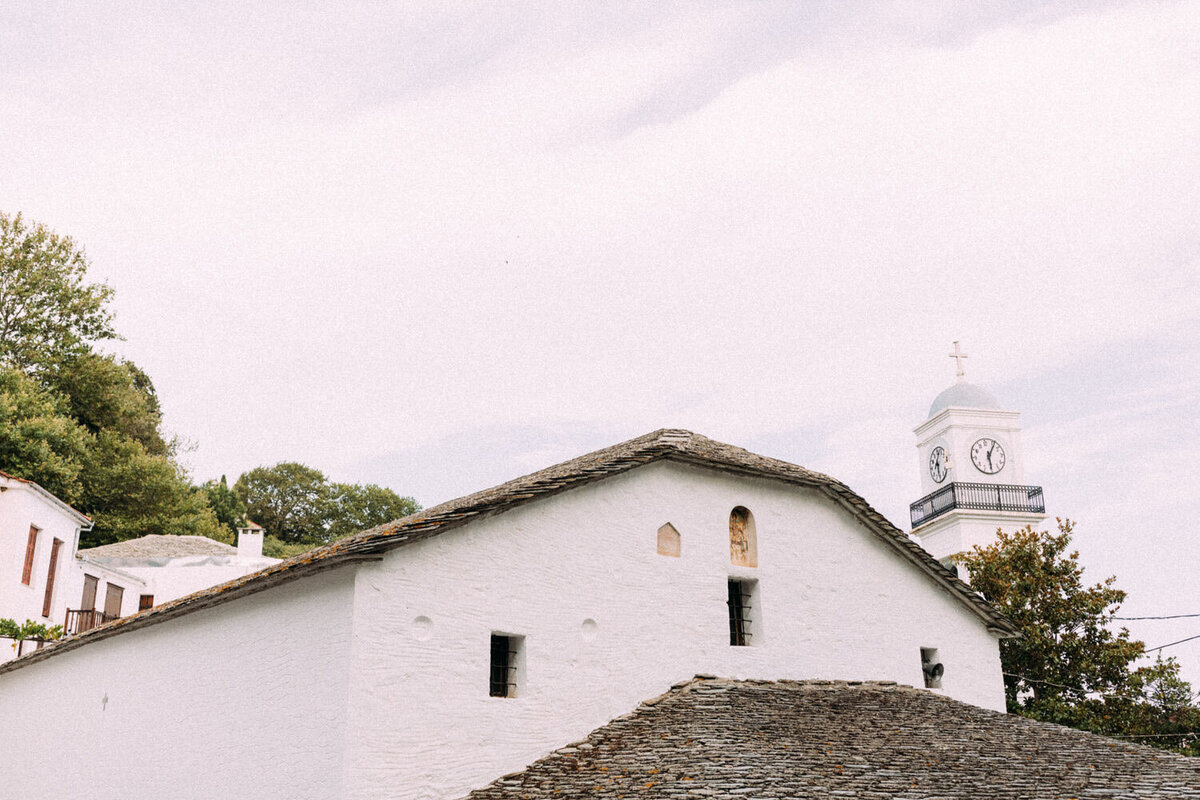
[21,525,39,586]
[727,578,759,646]
[41,538,63,618]
[489,633,525,698]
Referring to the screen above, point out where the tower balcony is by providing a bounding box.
[910,482,1045,529]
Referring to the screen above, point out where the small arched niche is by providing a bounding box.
[656,522,681,557]
[729,506,757,567]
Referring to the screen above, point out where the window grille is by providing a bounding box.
[728,580,753,646]
[490,634,520,698]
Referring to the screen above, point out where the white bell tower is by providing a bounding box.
[909,343,1045,576]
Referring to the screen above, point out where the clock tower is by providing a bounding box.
[909,343,1046,578]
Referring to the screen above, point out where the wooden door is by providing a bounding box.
[103,583,124,620]
[41,538,63,618]
[81,574,99,611]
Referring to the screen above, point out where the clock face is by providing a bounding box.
[928,446,949,483]
[970,438,1006,474]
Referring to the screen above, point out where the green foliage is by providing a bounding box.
[235,462,419,545]
[203,475,247,541]
[325,481,421,541]
[235,462,330,543]
[0,618,65,642]
[261,535,322,559]
[0,210,420,557]
[962,520,1198,755]
[47,353,169,456]
[0,212,118,373]
[0,366,89,502]
[77,430,224,547]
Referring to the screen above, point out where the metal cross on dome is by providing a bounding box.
[949,341,968,380]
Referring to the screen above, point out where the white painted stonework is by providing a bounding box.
[67,546,280,619]
[0,569,355,799]
[0,473,90,662]
[338,460,1004,799]
[0,453,1007,800]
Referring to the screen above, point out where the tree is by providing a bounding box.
[962,520,1199,754]
[47,353,169,456]
[203,475,247,542]
[233,463,420,545]
[964,520,1145,711]
[234,462,330,543]
[0,366,89,503]
[0,212,118,373]
[77,430,225,547]
[324,482,420,540]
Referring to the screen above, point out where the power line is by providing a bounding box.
[1002,672,1141,701]
[1109,731,1200,739]
[1147,633,1200,652]
[1113,613,1200,621]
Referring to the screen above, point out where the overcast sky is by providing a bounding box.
[2,1,1198,683]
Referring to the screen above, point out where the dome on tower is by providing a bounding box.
[927,381,1001,418]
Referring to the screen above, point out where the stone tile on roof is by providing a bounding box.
[465,678,1200,800]
[79,534,237,560]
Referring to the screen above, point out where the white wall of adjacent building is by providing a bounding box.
[0,480,87,662]
[65,553,280,620]
[340,461,1006,800]
[0,568,356,800]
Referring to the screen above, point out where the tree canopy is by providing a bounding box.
[234,462,419,546]
[0,209,419,557]
[962,521,1199,754]
[0,212,118,373]
[0,366,89,502]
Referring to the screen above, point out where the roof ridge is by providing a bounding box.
[0,428,1018,676]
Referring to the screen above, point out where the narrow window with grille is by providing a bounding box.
[727,579,757,646]
[489,633,524,698]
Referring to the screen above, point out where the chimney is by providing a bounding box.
[237,519,264,559]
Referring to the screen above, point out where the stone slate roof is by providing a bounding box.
[79,534,237,560]
[466,678,1200,800]
[1,429,1016,674]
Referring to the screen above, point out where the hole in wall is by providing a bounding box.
[412,615,433,641]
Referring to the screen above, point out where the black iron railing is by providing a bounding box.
[910,482,1045,528]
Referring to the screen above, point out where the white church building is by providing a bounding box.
[0,420,1025,800]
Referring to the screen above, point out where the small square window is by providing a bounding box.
[727,579,759,646]
[489,633,525,698]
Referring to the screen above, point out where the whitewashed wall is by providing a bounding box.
[64,555,281,620]
[0,568,356,799]
[341,461,1005,800]
[61,558,148,618]
[0,484,84,661]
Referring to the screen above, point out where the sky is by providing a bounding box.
[2,1,1198,684]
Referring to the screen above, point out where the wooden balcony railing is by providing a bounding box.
[64,608,120,636]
